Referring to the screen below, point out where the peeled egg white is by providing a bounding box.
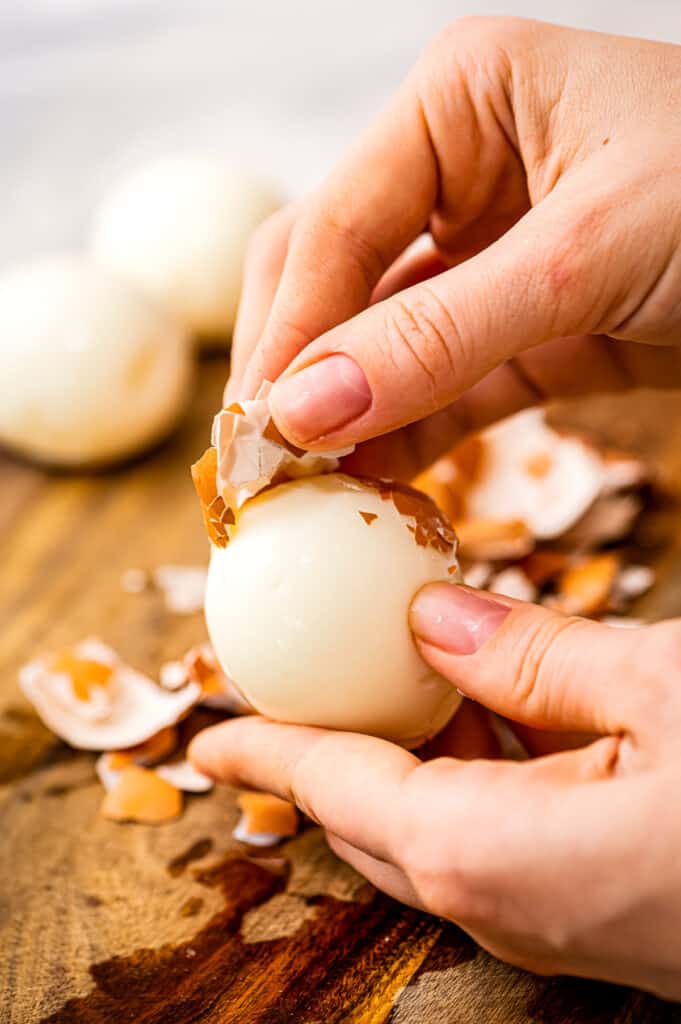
[91,156,281,341]
[205,474,462,748]
[0,257,192,466]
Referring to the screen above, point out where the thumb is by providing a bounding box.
[267,162,638,449]
[409,583,644,737]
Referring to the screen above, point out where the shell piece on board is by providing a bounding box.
[20,640,201,750]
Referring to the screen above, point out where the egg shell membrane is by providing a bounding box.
[97,751,213,795]
[193,379,460,562]
[154,759,214,793]
[192,380,352,549]
[100,765,182,824]
[211,380,351,517]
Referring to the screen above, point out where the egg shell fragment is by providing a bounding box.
[462,410,606,539]
[233,792,298,846]
[100,766,182,824]
[556,553,621,616]
[20,642,201,750]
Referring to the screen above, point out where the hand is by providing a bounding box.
[190,588,681,1000]
[227,17,681,480]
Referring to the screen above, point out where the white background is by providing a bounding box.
[1,1,679,267]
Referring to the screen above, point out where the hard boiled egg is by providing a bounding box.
[91,156,281,342]
[205,473,462,748]
[0,257,192,466]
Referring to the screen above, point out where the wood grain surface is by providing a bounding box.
[1,359,681,1023]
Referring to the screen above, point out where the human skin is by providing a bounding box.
[190,19,681,997]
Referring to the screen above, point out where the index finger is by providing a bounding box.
[188,716,419,863]
[239,76,440,397]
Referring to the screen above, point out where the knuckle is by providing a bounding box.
[380,289,464,397]
[296,204,389,293]
[423,15,533,72]
[625,622,681,721]
[509,615,584,721]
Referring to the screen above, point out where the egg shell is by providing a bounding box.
[205,474,462,748]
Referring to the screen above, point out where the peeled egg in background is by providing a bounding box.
[0,256,193,467]
[205,473,463,748]
[91,156,281,342]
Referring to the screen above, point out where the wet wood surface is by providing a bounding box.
[1,359,681,1023]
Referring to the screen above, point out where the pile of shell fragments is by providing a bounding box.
[415,408,655,622]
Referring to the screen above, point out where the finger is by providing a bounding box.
[266,162,681,448]
[225,203,298,401]
[398,745,635,944]
[238,77,441,397]
[188,716,418,862]
[409,584,649,735]
[325,833,423,909]
[338,331,681,481]
[370,243,450,305]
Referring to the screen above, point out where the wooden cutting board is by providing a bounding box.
[1,358,680,1024]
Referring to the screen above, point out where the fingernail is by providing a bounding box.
[410,583,510,655]
[270,354,371,443]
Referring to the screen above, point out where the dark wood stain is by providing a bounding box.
[180,897,204,918]
[0,704,60,783]
[167,838,215,878]
[40,853,440,1024]
[525,976,679,1024]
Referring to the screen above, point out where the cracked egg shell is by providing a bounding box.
[463,409,606,540]
[91,156,280,342]
[19,642,201,750]
[205,473,463,748]
[0,257,192,466]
